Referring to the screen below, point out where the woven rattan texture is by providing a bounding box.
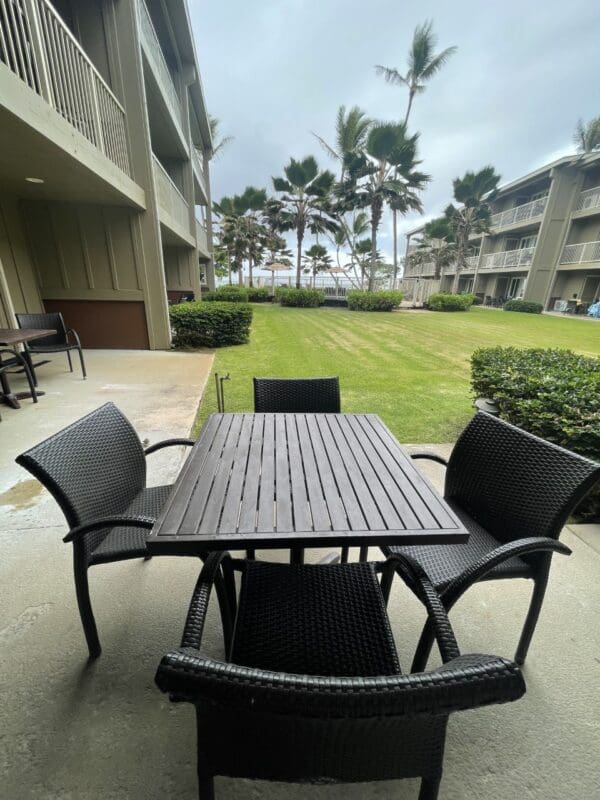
[253,377,341,413]
[230,561,400,676]
[16,312,66,348]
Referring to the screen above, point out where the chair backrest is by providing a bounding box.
[16,402,146,528]
[16,312,67,347]
[253,377,341,413]
[445,412,600,544]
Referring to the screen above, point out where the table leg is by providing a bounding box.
[0,370,21,409]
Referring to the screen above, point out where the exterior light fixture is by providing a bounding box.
[25,177,44,183]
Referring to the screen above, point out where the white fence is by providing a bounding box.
[575,186,600,213]
[152,154,189,229]
[482,246,535,269]
[0,0,130,174]
[490,197,547,228]
[560,240,600,264]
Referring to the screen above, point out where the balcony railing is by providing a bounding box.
[490,197,547,229]
[138,0,182,134]
[196,219,208,254]
[192,146,207,198]
[482,247,536,270]
[465,255,479,268]
[152,154,189,230]
[574,186,600,213]
[560,240,600,265]
[0,0,130,175]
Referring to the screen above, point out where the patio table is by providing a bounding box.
[0,327,56,407]
[147,413,468,555]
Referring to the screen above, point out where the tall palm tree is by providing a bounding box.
[313,105,371,181]
[573,117,600,155]
[414,216,456,280]
[208,115,234,158]
[302,244,333,287]
[375,20,456,281]
[213,195,242,284]
[272,156,338,288]
[237,186,268,287]
[341,122,428,290]
[445,166,501,293]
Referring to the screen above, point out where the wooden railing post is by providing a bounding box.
[21,0,52,102]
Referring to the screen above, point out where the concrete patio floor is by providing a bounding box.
[1,355,599,799]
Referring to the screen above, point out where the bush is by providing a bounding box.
[427,292,475,312]
[471,347,600,520]
[170,301,253,348]
[204,286,249,303]
[247,287,272,303]
[346,290,404,312]
[472,294,484,305]
[503,299,543,314]
[276,287,325,307]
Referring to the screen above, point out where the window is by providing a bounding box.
[507,277,524,298]
[530,190,549,202]
[519,235,537,250]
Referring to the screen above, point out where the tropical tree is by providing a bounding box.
[302,244,333,287]
[272,156,338,288]
[214,187,267,286]
[237,186,268,287]
[375,20,456,280]
[573,116,600,155]
[313,105,371,181]
[212,195,243,284]
[340,122,428,289]
[416,216,456,280]
[445,166,501,293]
[208,115,234,158]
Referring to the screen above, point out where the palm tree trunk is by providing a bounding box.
[296,228,303,289]
[238,264,243,287]
[392,208,398,288]
[248,255,253,288]
[404,89,415,126]
[227,249,232,285]
[369,200,382,292]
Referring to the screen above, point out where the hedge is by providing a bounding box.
[247,287,272,303]
[347,290,404,311]
[204,286,249,302]
[471,346,600,520]
[275,287,325,307]
[503,299,543,314]
[427,292,475,312]
[170,301,253,348]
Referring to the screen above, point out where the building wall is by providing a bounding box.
[0,197,43,325]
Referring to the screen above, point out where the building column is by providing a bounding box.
[203,149,215,291]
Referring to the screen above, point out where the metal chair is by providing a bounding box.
[16,402,194,658]
[0,348,38,418]
[253,376,341,413]
[381,412,599,668]
[16,311,87,379]
[156,553,526,799]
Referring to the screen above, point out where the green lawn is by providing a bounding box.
[193,305,600,443]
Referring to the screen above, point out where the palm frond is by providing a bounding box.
[374,65,408,86]
[311,132,340,161]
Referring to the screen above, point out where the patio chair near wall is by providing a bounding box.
[16,402,194,658]
[155,553,526,800]
[253,376,341,413]
[0,348,38,420]
[16,312,87,379]
[380,412,600,668]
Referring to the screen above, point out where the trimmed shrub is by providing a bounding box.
[471,346,600,520]
[204,286,249,302]
[503,299,543,314]
[170,301,253,348]
[276,287,325,307]
[347,290,404,311]
[247,287,272,303]
[427,292,475,312]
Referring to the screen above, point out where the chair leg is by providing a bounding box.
[77,347,87,379]
[419,776,441,800]
[359,546,369,562]
[74,565,101,659]
[66,350,73,372]
[290,547,304,565]
[515,577,547,665]
[340,546,349,563]
[198,777,215,800]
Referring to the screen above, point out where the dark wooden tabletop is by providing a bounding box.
[147,413,469,555]
[0,328,56,346]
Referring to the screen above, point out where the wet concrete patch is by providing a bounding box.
[0,479,43,510]
[0,603,53,643]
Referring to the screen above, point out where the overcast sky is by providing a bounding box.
[190,0,600,263]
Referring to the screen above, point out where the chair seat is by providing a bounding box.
[89,485,172,565]
[383,502,532,592]
[230,561,401,677]
[27,344,79,353]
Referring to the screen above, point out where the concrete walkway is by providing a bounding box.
[1,365,599,799]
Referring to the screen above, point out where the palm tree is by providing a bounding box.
[445,166,501,293]
[302,244,333,287]
[375,20,456,281]
[414,216,456,280]
[208,115,234,158]
[341,122,428,290]
[212,195,242,284]
[272,156,338,288]
[237,186,267,287]
[313,105,371,181]
[573,117,600,155]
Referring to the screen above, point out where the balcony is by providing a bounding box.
[192,146,208,202]
[490,197,547,230]
[465,255,479,268]
[0,0,130,175]
[196,218,209,257]
[573,186,600,215]
[152,154,192,242]
[138,0,185,144]
[560,240,600,265]
[482,247,536,270]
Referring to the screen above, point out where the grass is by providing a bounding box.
[193,305,600,443]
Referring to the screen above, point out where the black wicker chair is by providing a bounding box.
[381,412,599,669]
[16,311,87,379]
[253,376,340,413]
[156,553,526,799]
[0,348,38,418]
[16,401,194,658]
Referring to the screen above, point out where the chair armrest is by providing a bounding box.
[144,438,195,455]
[63,515,155,543]
[181,552,234,650]
[386,553,460,663]
[409,451,448,466]
[66,328,82,347]
[441,536,572,611]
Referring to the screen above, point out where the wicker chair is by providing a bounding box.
[156,553,526,799]
[0,348,38,418]
[16,311,87,379]
[381,412,599,669]
[253,376,340,413]
[16,402,193,658]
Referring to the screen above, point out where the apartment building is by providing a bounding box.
[0,0,213,349]
[402,152,600,311]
